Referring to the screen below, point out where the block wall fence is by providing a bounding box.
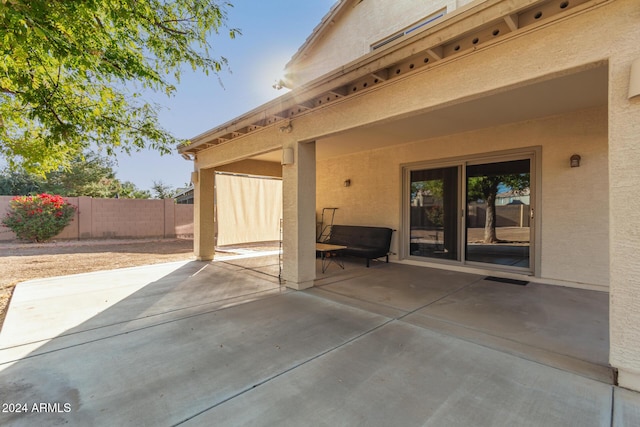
[0,196,193,242]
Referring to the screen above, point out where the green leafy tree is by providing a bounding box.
[42,152,118,196]
[468,174,529,243]
[0,0,238,174]
[0,169,44,195]
[119,181,151,199]
[0,152,151,198]
[151,180,176,199]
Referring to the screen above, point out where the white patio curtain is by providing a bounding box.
[215,173,282,246]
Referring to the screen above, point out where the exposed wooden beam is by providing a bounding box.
[239,124,262,133]
[328,86,349,97]
[427,46,444,60]
[265,114,285,125]
[296,101,314,111]
[504,14,519,32]
[372,69,389,81]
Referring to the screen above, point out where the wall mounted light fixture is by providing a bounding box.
[570,154,581,168]
[190,171,199,183]
[629,57,640,99]
[282,147,294,165]
[343,179,351,187]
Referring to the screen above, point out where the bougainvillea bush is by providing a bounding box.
[1,194,77,242]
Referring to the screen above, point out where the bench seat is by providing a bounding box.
[325,225,393,267]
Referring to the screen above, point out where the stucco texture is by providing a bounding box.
[192,0,640,385]
[316,107,609,287]
[288,0,475,87]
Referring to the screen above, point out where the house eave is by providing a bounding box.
[178,0,603,155]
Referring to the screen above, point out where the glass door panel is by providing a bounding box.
[409,166,458,260]
[465,159,531,269]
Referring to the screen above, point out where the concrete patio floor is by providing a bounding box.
[0,252,638,426]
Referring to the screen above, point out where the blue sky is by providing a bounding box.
[114,1,336,192]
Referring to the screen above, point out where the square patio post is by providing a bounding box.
[609,54,640,392]
[282,141,316,290]
[193,167,216,261]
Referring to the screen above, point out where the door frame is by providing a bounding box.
[401,146,541,276]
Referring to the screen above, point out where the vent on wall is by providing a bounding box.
[372,9,446,51]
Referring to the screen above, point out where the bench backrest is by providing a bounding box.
[329,225,393,250]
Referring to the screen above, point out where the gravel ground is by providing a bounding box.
[0,238,197,331]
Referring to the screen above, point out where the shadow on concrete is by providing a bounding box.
[311,259,611,383]
[0,254,633,426]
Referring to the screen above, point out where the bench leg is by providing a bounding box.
[386,255,389,263]
[366,259,370,268]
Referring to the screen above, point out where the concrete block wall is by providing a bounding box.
[0,196,193,241]
[0,196,15,241]
[56,197,81,240]
[174,204,194,237]
[91,198,166,238]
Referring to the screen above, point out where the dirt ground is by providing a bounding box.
[0,238,199,331]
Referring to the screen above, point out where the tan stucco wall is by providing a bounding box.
[606,1,640,390]
[193,0,640,388]
[287,0,475,87]
[216,159,282,178]
[316,107,609,288]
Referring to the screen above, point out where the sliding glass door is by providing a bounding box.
[409,166,459,261]
[405,151,534,272]
[465,159,531,269]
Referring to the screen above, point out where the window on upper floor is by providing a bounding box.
[371,9,446,51]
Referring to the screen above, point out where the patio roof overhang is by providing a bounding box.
[177,0,600,156]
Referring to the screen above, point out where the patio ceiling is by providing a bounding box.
[253,64,608,162]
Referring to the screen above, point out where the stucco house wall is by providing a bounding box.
[183,0,640,390]
[316,106,609,288]
[287,0,476,87]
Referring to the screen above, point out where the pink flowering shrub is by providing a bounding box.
[1,194,76,242]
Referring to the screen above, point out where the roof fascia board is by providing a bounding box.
[180,0,595,152]
[308,0,540,84]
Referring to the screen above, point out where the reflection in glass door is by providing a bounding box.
[409,167,459,260]
[465,159,531,268]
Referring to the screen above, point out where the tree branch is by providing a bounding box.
[1,87,18,96]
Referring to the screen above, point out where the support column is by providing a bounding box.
[193,168,216,261]
[609,55,640,391]
[282,141,316,290]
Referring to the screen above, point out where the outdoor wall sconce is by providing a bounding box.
[570,154,581,168]
[629,57,640,99]
[282,147,294,165]
[190,171,199,184]
[343,179,351,187]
